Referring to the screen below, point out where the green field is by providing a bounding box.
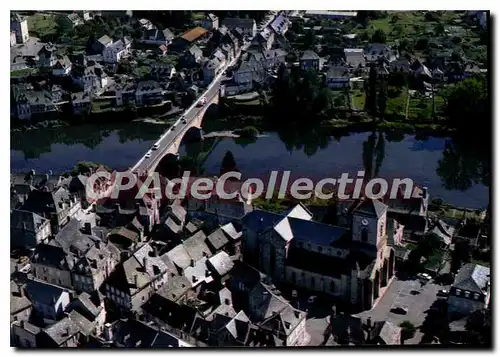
[351,90,366,110]
[27,13,57,37]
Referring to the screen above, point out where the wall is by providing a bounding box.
[285,266,345,297]
[11,323,37,348]
[32,264,73,289]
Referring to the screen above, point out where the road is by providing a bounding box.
[131,11,280,175]
[355,277,451,344]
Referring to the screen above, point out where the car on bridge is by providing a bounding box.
[197,96,207,107]
[145,151,152,159]
[152,143,160,150]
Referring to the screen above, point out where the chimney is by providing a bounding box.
[95,241,100,249]
[20,320,25,329]
[103,322,113,341]
[45,173,49,181]
[18,285,25,297]
[142,257,147,269]
[190,259,195,267]
[115,203,120,214]
[134,275,138,287]
[84,222,92,235]
[135,202,141,215]
[422,187,428,199]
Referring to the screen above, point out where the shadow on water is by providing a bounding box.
[10,120,490,208]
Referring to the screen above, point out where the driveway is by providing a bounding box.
[356,277,451,344]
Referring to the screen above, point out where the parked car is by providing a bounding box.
[145,151,152,158]
[182,118,187,124]
[197,96,207,107]
[417,273,432,281]
[437,289,449,297]
[390,307,408,315]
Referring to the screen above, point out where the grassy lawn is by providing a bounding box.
[11,68,36,77]
[191,12,206,21]
[27,13,57,37]
[424,249,445,270]
[133,66,151,78]
[386,87,408,117]
[351,90,366,110]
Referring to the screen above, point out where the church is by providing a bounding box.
[241,198,397,311]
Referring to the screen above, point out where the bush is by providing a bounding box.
[235,126,259,139]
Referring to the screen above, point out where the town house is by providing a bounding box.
[142,28,174,45]
[201,13,219,31]
[448,263,490,317]
[25,278,71,324]
[11,209,52,248]
[71,61,109,94]
[103,37,132,64]
[221,18,257,37]
[300,50,321,71]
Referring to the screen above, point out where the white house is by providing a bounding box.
[203,57,225,84]
[71,62,109,94]
[103,37,132,64]
[448,263,490,317]
[11,31,17,47]
[11,12,29,44]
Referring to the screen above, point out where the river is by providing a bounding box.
[10,123,489,209]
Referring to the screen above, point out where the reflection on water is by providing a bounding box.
[10,123,489,209]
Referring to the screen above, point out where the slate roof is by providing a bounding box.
[112,318,187,347]
[184,257,211,287]
[354,199,388,219]
[207,251,234,277]
[371,321,401,345]
[165,217,182,234]
[429,220,455,245]
[283,203,313,221]
[188,44,203,58]
[54,218,97,255]
[43,316,81,345]
[220,222,242,240]
[183,231,212,261]
[165,244,192,270]
[221,18,256,30]
[300,50,320,61]
[98,35,113,47]
[21,186,74,217]
[68,310,95,336]
[274,216,350,246]
[10,281,32,315]
[207,228,229,251]
[155,275,190,302]
[453,263,490,293]
[185,219,203,234]
[72,292,101,318]
[26,279,67,306]
[32,243,74,270]
[11,209,49,233]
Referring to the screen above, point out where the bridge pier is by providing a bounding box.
[183,127,204,143]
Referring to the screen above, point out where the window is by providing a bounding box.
[474,293,479,300]
[464,291,470,299]
[330,281,335,292]
[361,228,368,242]
[455,289,461,296]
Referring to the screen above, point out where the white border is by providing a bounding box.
[4,1,497,356]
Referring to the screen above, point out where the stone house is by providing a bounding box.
[71,61,109,94]
[25,279,71,323]
[37,312,89,347]
[201,13,219,31]
[91,34,113,54]
[326,65,350,89]
[37,45,58,68]
[11,209,52,248]
[103,37,132,64]
[299,50,320,71]
[448,263,490,317]
[11,321,40,348]
[142,28,174,45]
[10,281,32,324]
[103,243,170,312]
[31,243,74,289]
[242,199,396,312]
[221,18,257,37]
[52,55,72,76]
[67,292,107,335]
[21,186,81,233]
[365,43,398,63]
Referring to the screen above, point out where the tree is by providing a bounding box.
[371,29,387,44]
[451,240,471,273]
[465,309,491,346]
[399,321,416,343]
[220,150,237,176]
[415,38,429,51]
[444,75,488,137]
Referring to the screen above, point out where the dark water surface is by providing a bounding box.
[11,123,489,209]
